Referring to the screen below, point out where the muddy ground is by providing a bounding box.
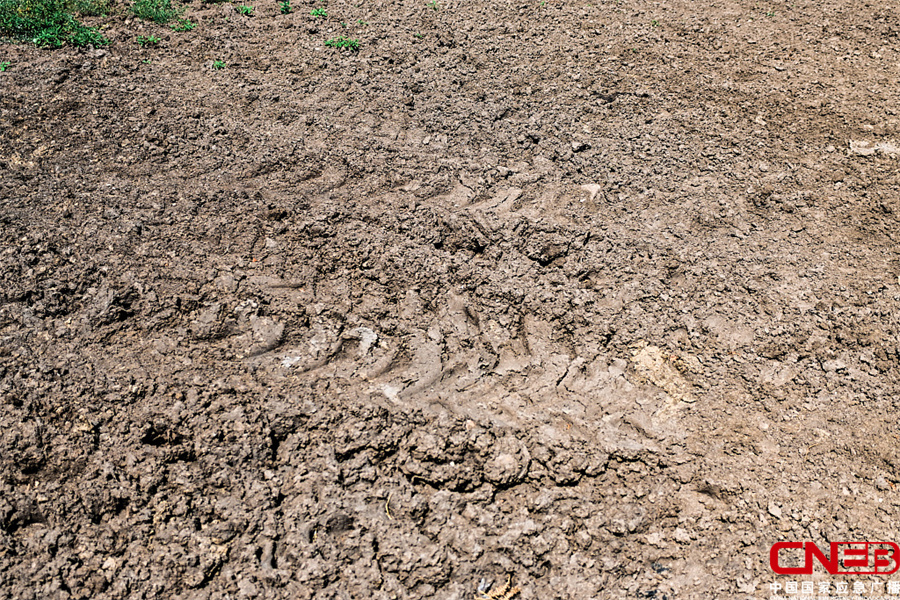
[2,0,900,597]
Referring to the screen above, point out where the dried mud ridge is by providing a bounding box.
[3,0,900,598]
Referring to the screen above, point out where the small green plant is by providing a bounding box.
[236,4,253,14]
[356,18,366,24]
[130,0,183,24]
[212,59,225,69]
[136,34,160,45]
[650,19,658,26]
[0,61,9,71]
[765,10,774,16]
[427,0,438,9]
[324,35,358,50]
[0,0,109,46]
[170,17,195,30]
[413,32,423,38]
[142,58,151,63]
[310,7,325,17]
[278,0,290,13]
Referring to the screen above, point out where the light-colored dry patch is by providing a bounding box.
[630,342,697,406]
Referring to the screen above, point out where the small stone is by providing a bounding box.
[768,503,782,518]
[580,183,603,202]
[674,528,691,543]
[822,359,847,372]
[571,140,590,152]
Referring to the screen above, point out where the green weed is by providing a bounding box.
[235,4,252,15]
[130,0,182,23]
[427,0,437,9]
[356,18,365,24]
[278,0,289,13]
[0,0,108,46]
[650,18,658,26]
[324,35,358,50]
[0,61,9,70]
[212,59,225,69]
[169,16,193,30]
[310,7,325,16]
[136,33,159,45]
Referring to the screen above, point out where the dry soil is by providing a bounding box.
[3,0,900,598]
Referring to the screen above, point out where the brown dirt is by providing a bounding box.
[3,0,900,597]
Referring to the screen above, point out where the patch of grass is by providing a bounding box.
[0,0,109,46]
[212,59,225,69]
[130,0,182,23]
[278,0,289,13]
[413,32,423,38]
[235,4,252,15]
[169,16,193,30]
[73,0,112,16]
[136,33,159,45]
[0,61,9,70]
[650,18,658,26]
[309,7,325,17]
[324,35,357,50]
[355,18,365,24]
[427,0,437,9]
